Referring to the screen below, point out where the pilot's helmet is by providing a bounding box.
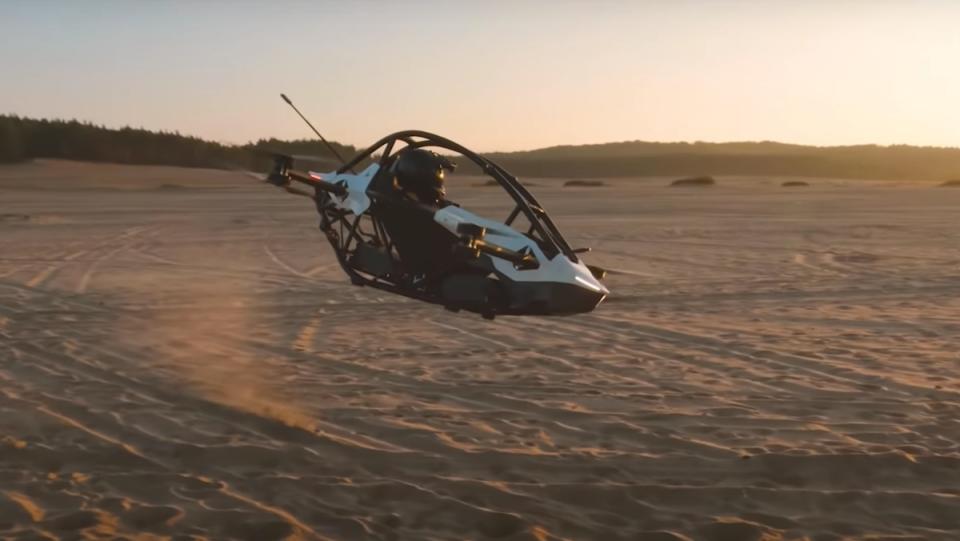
[392,148,456,205]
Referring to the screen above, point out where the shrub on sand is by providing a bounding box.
[670,176,715,187]
[563,179,606,187]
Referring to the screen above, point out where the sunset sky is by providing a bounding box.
[2,1,959,151]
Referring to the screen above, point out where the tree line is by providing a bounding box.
[0,115,357,172]
[2,114,960,181]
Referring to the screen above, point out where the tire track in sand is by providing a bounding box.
[25,226,153,290]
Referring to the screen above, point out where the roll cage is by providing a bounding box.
[275,130,579,309]
[338,130,577,263]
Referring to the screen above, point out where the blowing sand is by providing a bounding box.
[0,161,958,540]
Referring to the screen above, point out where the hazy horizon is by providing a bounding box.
[3,1,959,152]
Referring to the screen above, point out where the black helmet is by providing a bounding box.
[393,149,456,205]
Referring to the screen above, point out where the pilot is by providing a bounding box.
[392,148,457,208]
[377,148,462,279]
[382,148,503,312]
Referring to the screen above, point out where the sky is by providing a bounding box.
[2,0,959,152]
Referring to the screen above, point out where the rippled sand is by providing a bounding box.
[0,160,958,540]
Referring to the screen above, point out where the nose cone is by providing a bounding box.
[498,255,609,315]
[547,280,608,314]
[504,279,608,315]
[542,258,609,314]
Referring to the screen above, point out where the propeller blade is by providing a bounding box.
[603,267,655,277]
[215,161,268,182]
[209,160,313,199]
[247,149,340,167]
[236,169,266,182]
[288,154,341,167]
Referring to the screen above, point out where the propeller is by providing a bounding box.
[600,267,654,278]
[266,154,293,187]
[287,154,341,167]
[247,148,340,169]
[217,160,314,199]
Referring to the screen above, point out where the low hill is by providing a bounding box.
[474,141,960,180]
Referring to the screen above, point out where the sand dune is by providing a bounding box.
[0,163,958,540]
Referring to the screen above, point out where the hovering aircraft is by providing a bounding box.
[261,95,608,319]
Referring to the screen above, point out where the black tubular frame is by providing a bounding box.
[337,130,576,262]
[299,130,582,313]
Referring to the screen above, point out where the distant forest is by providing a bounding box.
[0,115,356,172]
[2,114,960,181]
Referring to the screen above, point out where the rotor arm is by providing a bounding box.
[470,238,539,270]
[454,223,539,270]
[280,170,348,196]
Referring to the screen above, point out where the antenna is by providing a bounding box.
[280,93,350,170]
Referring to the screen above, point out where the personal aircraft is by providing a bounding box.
[260,95,609,319]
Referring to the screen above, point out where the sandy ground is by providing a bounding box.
[0,159,958,540]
